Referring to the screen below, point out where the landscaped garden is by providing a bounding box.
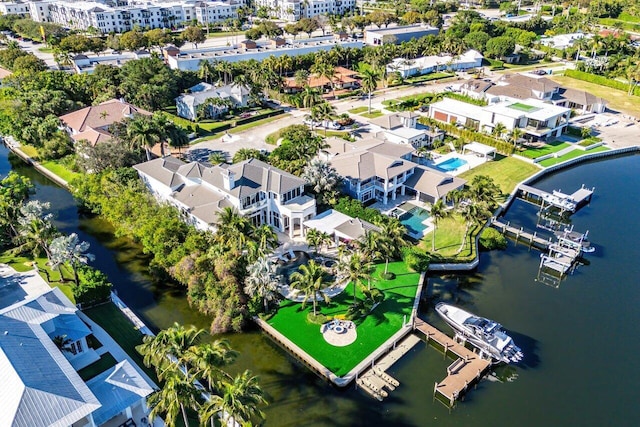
[267,261,421,377]
[420,215,480,262]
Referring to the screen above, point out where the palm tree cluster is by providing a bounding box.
[215,207,279,262]
[115,112,189,160]
[302,159,341,207]
[429,175,502,255]
[137,323,266,427]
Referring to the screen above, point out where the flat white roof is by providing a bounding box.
[464,142,496,155]
[430,98,485,119]
[388,127,424,139]
[303,209,352,235]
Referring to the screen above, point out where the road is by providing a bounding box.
[187,78,458,159]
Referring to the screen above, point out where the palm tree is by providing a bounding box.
[359,67,380,114]
[347,251,372,302]
[200,370,267,427]
[137,322,205,371]
[294,69,310,88]
[375,219,406,275]
[215,207,254,252]
[244,255,279,313]
[311,101,337,136]
[456,202,490,255]
[198,60,215,83]
[492,122,507,139]
[186,339,237,391]
[301,85,321,109]
[429,199,449,252]
[305,228,324,254]
[358,230,383,263]
[14,200,56,259]
[508,127,524,147]
[52,335,73,353]
[311,60,336,99]
[250,224,278,259]
[126,115,163,161]
[48,233,95,286]
[302,158,341,206]
[289,260,331,316]
[208,151,227,164]
[148,368,201,427]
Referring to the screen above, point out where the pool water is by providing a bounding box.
[437,157,468,172]
[400,207,430,235]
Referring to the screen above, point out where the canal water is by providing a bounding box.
[2,144,639,426]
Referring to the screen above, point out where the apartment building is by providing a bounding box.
[254,0,355,22]
[25,0,241,33]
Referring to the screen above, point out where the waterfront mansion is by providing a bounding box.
[134,157,317,237]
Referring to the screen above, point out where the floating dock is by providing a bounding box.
[414,319,492,408]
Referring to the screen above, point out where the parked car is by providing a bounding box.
[323,120,342,130]
[303,117,321,127]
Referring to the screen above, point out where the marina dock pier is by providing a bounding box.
[414,319,492,408]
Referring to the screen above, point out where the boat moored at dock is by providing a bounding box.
[435,303,523,364]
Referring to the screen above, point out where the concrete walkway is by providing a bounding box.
[0,263,51,309]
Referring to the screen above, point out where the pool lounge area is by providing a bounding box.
[390,202,433,238]
[431,151,487,176]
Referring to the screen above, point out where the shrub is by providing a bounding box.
[381,272,396,280]
[333,197,386,224]
[479,227,508,251]
[402,246,430,272]
[73,265,113,306]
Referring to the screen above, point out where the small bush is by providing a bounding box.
[307,312,330,325]
[479,227,508,251]
[381,272,396,280]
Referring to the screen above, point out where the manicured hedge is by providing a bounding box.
[419,117,516,155]
[565,69,640,96]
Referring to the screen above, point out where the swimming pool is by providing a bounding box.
[437,157,468,172]
[400,207,431,236]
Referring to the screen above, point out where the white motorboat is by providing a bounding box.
[435,303,524,364]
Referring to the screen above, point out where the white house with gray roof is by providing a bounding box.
[328,139,465,205]
[134,157,317,237]
[369,111,444,148]
[175,82,251,121]
[0,284,156,427]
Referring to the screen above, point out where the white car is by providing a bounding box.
[323,120,343,130]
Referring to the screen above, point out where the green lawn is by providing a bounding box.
[195,113,290,142]
[348,106,369,114]
[84,302,157,382]
[39,160,82,183]
[509,102,539,113]
[551,75,640,117]
[267,262,421,377]
[538,146,610,167]
[519,140,570,159]
[420,215,478,261]
[459,155,540,195]
[0,252,76,302]
[316,130,352,140]
[360,110,383,119]
[77,352,118,381]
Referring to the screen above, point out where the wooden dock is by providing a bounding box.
[356,334,421,401]
[491,218,553,250]
[414,319,491,408]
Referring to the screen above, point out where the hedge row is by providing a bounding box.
[564,69,640,96]
[420,117,516,156]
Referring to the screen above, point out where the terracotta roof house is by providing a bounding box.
[134,157,317,237]
[283,67,360,93]
[59,99,151,146]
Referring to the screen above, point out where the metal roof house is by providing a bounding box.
[134,157,317,238]
[0,287,157,427]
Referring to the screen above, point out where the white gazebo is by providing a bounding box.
[462,141,497,160]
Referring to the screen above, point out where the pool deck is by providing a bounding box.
[429,152,488,176]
